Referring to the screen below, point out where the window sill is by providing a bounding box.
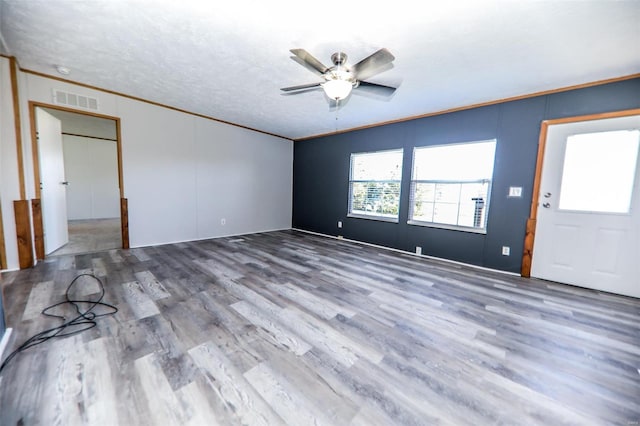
[348,213,399,223]
[407,220,487,234]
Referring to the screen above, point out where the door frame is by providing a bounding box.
[28,101,129,259]
[521,107,640,277]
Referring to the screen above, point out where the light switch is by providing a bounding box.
[508,186,523,197]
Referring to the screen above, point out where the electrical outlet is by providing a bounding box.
[337,221,342,228]
[221,218,226,225]
[416,246,422,255]
[502,246,510,256]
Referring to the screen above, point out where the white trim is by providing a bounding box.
[407,220,487,234]
[347,214,399,223]
[292,228,520,277]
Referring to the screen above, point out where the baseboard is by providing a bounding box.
[129,226,293,249]
[291,227,520,277]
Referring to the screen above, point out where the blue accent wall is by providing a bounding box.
[292,78,640,273]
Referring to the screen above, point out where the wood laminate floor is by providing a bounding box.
[0,230,638,425]
[49,218,122,257]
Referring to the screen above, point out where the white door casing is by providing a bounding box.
[36,108,69,254]
[531,114,640,298]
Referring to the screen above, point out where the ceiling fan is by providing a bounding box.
[281,48,398,101]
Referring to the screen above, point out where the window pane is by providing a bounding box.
[350,182,400,217]
[435,183,461,203]
[458,182,489,227]
[411,182,436,221]
[433,203,459,225]
[558,130,639,213]
[413,202,435,222]
[349,149,403,220]
[351,149,403,181]
[409,140,496,230]
[413,141,496,181]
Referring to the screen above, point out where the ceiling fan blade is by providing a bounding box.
[351,48,395,81]
[356,81,397,96]
[281,82,323,92]
[290,49,330,75]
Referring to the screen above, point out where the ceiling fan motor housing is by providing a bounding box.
[331,52,348,66]
[327,52,354,86]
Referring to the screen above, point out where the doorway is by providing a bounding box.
[30,102,128,258]
[525,110,640,298]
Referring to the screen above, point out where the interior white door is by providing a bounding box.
[37,108,69,254]
[531,115,640,298]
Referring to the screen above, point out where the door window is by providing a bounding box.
[558,130,640,213]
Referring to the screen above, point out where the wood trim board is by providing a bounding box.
[31,199,44,260]
[13,200,33,269]
[121,198,129,249]
[28,101,129,254]
[115,117,125,197]
[9,57,26,200]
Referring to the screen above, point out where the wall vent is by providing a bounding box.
[52,89,99,111]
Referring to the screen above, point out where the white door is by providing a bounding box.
[37,108,69,254]
[531,114,640,298]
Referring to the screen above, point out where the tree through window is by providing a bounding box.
[348,149,403,221]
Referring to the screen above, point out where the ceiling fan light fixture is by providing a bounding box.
[283,48,397,102]
[322,79,353,100]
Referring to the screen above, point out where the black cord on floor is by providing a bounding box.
[0,273,118,374]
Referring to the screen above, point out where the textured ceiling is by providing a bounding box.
[1,1,639,140]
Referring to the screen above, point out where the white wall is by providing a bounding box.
[118,97,293,247]
[194,116,293,239]
[0,66,293,269]
[63,135,120,220]
[0,57,20,270]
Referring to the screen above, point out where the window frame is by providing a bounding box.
[347,148,403,223]
[407,139,497,233]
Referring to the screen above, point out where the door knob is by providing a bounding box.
[543,202,550,208]
[61,181,69,185]
[544,192,551,198]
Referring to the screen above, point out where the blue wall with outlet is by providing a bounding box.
[292,78,640,273]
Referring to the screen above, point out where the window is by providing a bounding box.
[409,140,497,232]
[349,149,403,221]
[558,130,639,213]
